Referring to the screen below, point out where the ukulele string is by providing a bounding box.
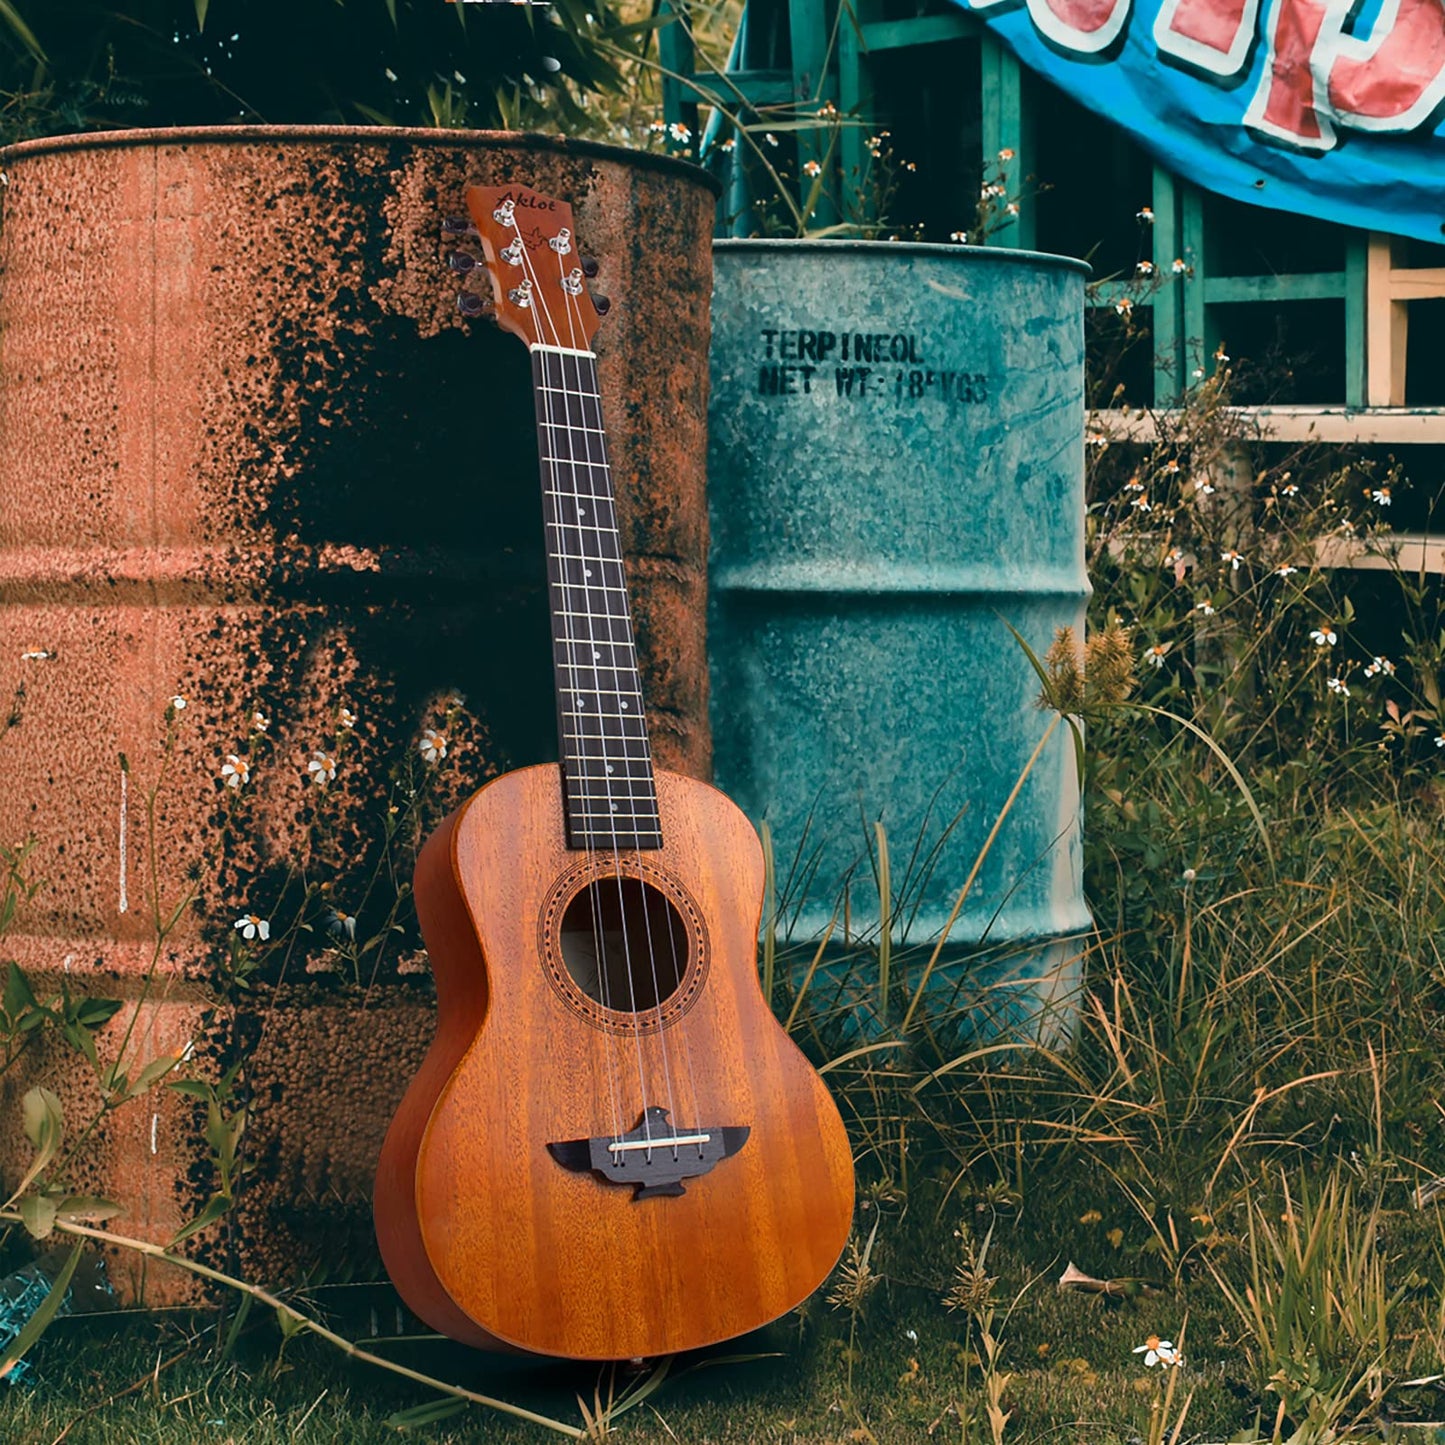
[519,217,671,1154]
[546,257,680,1161]
[507,212,629,1154]
[555,255,704,1163]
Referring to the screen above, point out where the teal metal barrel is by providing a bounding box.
[708,239,1091,1044]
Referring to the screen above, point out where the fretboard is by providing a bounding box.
[533,345,662,851]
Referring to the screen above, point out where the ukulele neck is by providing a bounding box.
[533,345,662,852]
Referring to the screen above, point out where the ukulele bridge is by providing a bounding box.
[548,1106,750,1201]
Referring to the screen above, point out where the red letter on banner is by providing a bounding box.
[1024,0,1132,53]
[1244,0,1335,148]
[1154,0,1261,77]
[1327,0,1445,132]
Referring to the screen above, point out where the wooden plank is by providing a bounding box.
[979,34,1032,248]
[1181,184,1207,386]
[1200,272,1348,303]
[838,0,874,226]
[1365,233,1403,406]
[1344,234,1366,407]
[1315,533,1445,575]
[1090,404,1445,444]
[1389,268,1445,298]
[658,0,696,133]
[1152,166,1181,407]
[859,12,979,50]
[789,0,838,226]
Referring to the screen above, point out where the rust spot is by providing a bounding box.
[0,128,716,1300]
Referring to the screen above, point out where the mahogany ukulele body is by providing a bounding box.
[376,181,854,1361]
[375,763,856,1361]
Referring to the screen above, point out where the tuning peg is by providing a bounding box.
[448,250,479,273]
[442,215,479,237]
[457,291,493,319]
[580,256,600,278]
[592,294,612,316]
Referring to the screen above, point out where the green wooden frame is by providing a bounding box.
[664,0,1377,409]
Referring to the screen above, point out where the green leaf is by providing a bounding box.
[54,1195,121,1223]
[22,1086,62,1153]
[193,0,209,32]
[3,961,37,1019]
[167,1078,214,1100]
[126,1053,181,1099]
[0,1242,81,1383]
[386,1397,470,1429]
[169,1191,231,1246]
[18,1192,57,1239]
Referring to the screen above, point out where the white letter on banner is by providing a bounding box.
[1023,0,1132,53]
[1243,0,1338,148]
[1155,0,1261,77]
[1326,0,1445,133]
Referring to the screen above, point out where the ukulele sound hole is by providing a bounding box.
[558,878,688,1014]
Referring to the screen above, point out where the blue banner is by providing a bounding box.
[954,0,1445,243]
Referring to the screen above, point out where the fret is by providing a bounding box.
[561,727,651,745]
[541,457,612,477]
[549,549,625,570]
[564,735,652,761]
[569,812,662,825]
[545,518,619,539]
[566,779,659,796]
[552,640,637,659]
[561,684,646,699]
[549,580,630,598]
[566,759,655,776]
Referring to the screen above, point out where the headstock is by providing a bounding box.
[455,184,606,351]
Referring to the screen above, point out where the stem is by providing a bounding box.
[0,1212,586,1440]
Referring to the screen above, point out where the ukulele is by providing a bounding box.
[373,184,856,1361]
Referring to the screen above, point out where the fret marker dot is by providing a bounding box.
[593,650,601,660]
[585,568,593,579]
[621,701,629,710]
[606,764,614,774]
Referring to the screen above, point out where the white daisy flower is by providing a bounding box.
[419,728,448,764]
[1133,1336,1182,1368]
[1363,656,1395,678]
[338,707,357,730]
[1145,643,1169,670]
[1327,676,1350,697]
[20,649,52,661]
[171,695,187,711]
[1221,549,1244,571]
[220,754,250,790]
[1276,565,1298,577]
[307,750,336,786]
[234,914,270,942]
[1310,627,1337,647]
[251,710,270,733]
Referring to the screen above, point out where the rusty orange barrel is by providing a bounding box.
[0,128,716,1298]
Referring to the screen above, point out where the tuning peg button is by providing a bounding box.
[592,294,612,316]
[457,291,493,319]
[442,215,479,236]
[580,256,600,278]
[448,250,479,273]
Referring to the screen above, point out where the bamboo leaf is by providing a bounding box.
[169,1191,231,1246]
[387,1397,470,1429]
[0,1,46,62]
[193,0,209,33]
[19,1192,56,1239]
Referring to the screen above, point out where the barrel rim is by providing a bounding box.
[712,236,1090,276]
[0,125,722,195]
